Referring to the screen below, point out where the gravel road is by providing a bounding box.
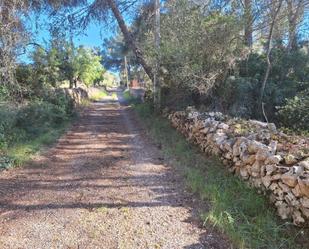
[0,92,229,249]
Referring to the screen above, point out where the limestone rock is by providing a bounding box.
[300,207,309,218]
[299,159,309,171]
[200,127,210,134]
[266,164,277,175]
[235,160,243,167]
[222,159,230,166]
[293,210,305,226]
[228,165,236,173]
[241,154,256,165]
[278,182,290,193]
[276,166,290,174]
[248,141,265,154]
[256,131,271,143]
[262,175,271,188]
[269,182,279,191]
[265,155,282,165]
[249,119,268,128]
[251,171,260,178]
[256,148,271,162]
[251,161,261,173]
[214,135,228,148]
[281,173,298,187]
[271,174,282,181]
[300,197,309,208]
[292,184,302,197]
[268,140,277,154]
[298,177,309,198]
[218,123,229,130]
[224,152,233,160]
[292,165,304,176]
[222,139,234,152]
[275,201,291,220]
[284,154,297,165]
[285,192,299,206]
[260,164,266,177]
[267,123,277,132]
[232,138,245,157]
[240,167,249,180]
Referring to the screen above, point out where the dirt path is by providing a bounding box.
[0,91,229,249]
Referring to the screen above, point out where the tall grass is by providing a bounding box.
[133,103,308,249]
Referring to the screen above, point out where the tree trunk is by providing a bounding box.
[69,79,74,89]
[106,0,154,82]
[244,0,253,47]
[153,0,161,109]
[259,0,283,121]
[286,0,304,52]
[124,55,129,89]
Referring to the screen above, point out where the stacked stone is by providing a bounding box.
[56,87,89,106]
[168,107,309,226]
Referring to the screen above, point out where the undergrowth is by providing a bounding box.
[133,102,308,249]
[0,92,75,169]
[3,122,70,167]
[123,89,142,105]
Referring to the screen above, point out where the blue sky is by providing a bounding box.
[20,12,119,63]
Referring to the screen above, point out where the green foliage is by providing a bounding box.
[199,47,309,129]
[102,71,117,87]
[0,90,74,168]
[277,92,309,131]
[5,124,68,167]
[0,156,15,170]
[17,100,67,134]
[0,84,12,101]
[0,106,20,149]
[17,38,106,94]
[123,90,143,105]
[75,47,105,87]
[134,103,308,249]
[156,0,243,94]
[108,0,309,132]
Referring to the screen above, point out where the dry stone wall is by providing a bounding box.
[168,107,309,226]
[61,87,89,105]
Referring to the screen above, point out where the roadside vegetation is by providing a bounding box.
[0,91,75,169]
[133,102,309,249]
[0,29,116,170]
[123,89,143,104]
[104,0,309,134]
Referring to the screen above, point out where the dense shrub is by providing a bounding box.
[0,107,20,149]
[189,48,309,132]
[0,85,10,101]
[277,93,309,131]
[124,1,309,132]
[17,101,68,135]
[0,91,74,150]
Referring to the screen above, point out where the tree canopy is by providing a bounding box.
[1,0,309,129]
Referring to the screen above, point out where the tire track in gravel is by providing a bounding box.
[0,91,230,249]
